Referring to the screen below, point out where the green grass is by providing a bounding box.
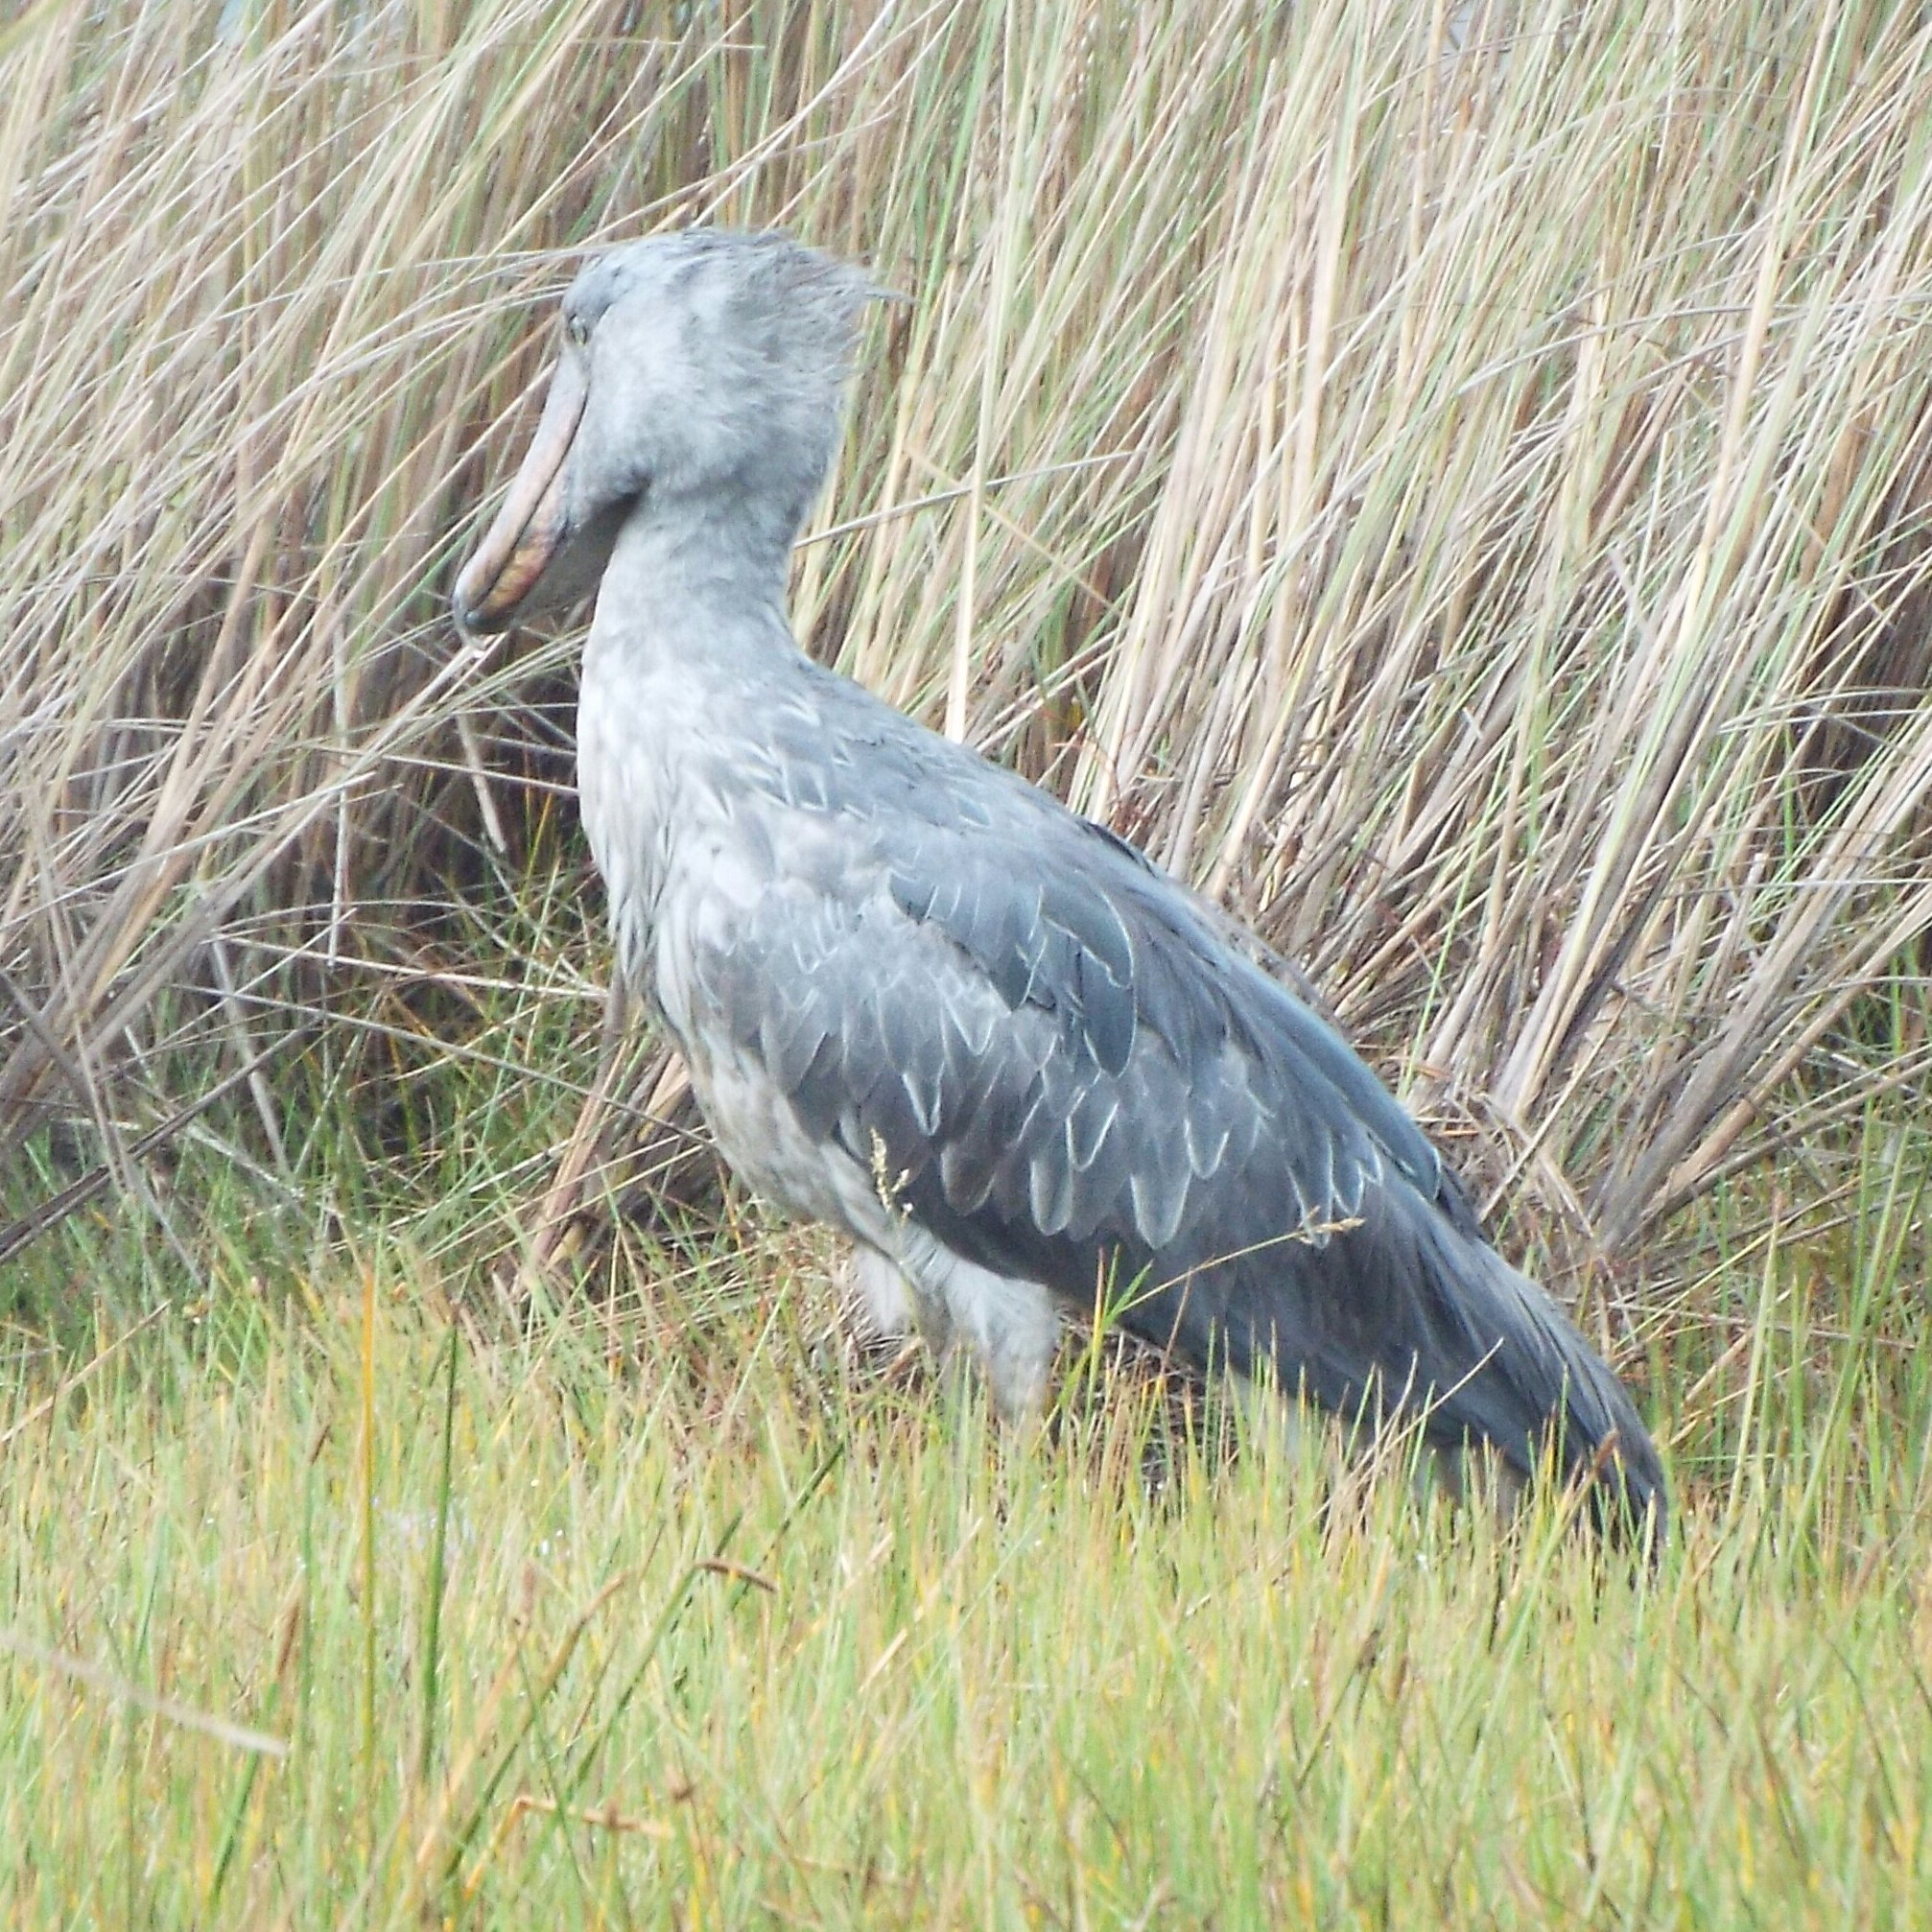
[2,941,1929,1926]
[2,1214,1929,1929]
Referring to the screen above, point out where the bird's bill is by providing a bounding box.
[452,360,589,633]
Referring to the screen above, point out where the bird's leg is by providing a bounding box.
[893,1236,1059,1427]
[842,1242,967,1390]
[849,1235,1058,1424]
[1227,1366,1324,1470]
[1422,1438,1526,1524]
[976,1333,1056,1429]
[843,1243,925,1343]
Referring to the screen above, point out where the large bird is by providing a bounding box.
[453,228,1665,1538]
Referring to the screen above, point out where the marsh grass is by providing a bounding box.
[2,834,1929,1923]
[5,0,1932,1255]
[6,1,1932,1920]
[1,1201,1930,1927]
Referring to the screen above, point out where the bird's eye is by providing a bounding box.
[567,315,590,348]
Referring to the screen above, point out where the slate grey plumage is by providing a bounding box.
[453,227,1665,1539]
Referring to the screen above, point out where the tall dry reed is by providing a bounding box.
[4,0,1930,1280]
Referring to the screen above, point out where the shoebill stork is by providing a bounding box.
[452,227,1665,1539]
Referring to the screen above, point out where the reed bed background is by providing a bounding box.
[2,0,1931,1922]
[6,0,1932,1267]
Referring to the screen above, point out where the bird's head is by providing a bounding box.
[453,228,885,634]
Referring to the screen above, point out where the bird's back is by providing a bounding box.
[615,632,1663,1533]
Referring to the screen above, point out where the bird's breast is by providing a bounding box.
[576,647,690,985]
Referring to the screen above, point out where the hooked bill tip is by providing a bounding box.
[450,585,510,638]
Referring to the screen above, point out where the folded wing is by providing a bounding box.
[688,697,1661,1524]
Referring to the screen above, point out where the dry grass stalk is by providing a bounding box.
[3,0,1930,1280]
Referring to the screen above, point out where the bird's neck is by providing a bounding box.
[577,487,812,995]
[593,483,804,654]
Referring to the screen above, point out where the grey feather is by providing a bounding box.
[454,225,1667,1543]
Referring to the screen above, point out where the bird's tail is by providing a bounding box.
[1418,1218,1668,1549]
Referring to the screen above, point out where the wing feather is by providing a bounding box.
[681,676,1661,1520]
